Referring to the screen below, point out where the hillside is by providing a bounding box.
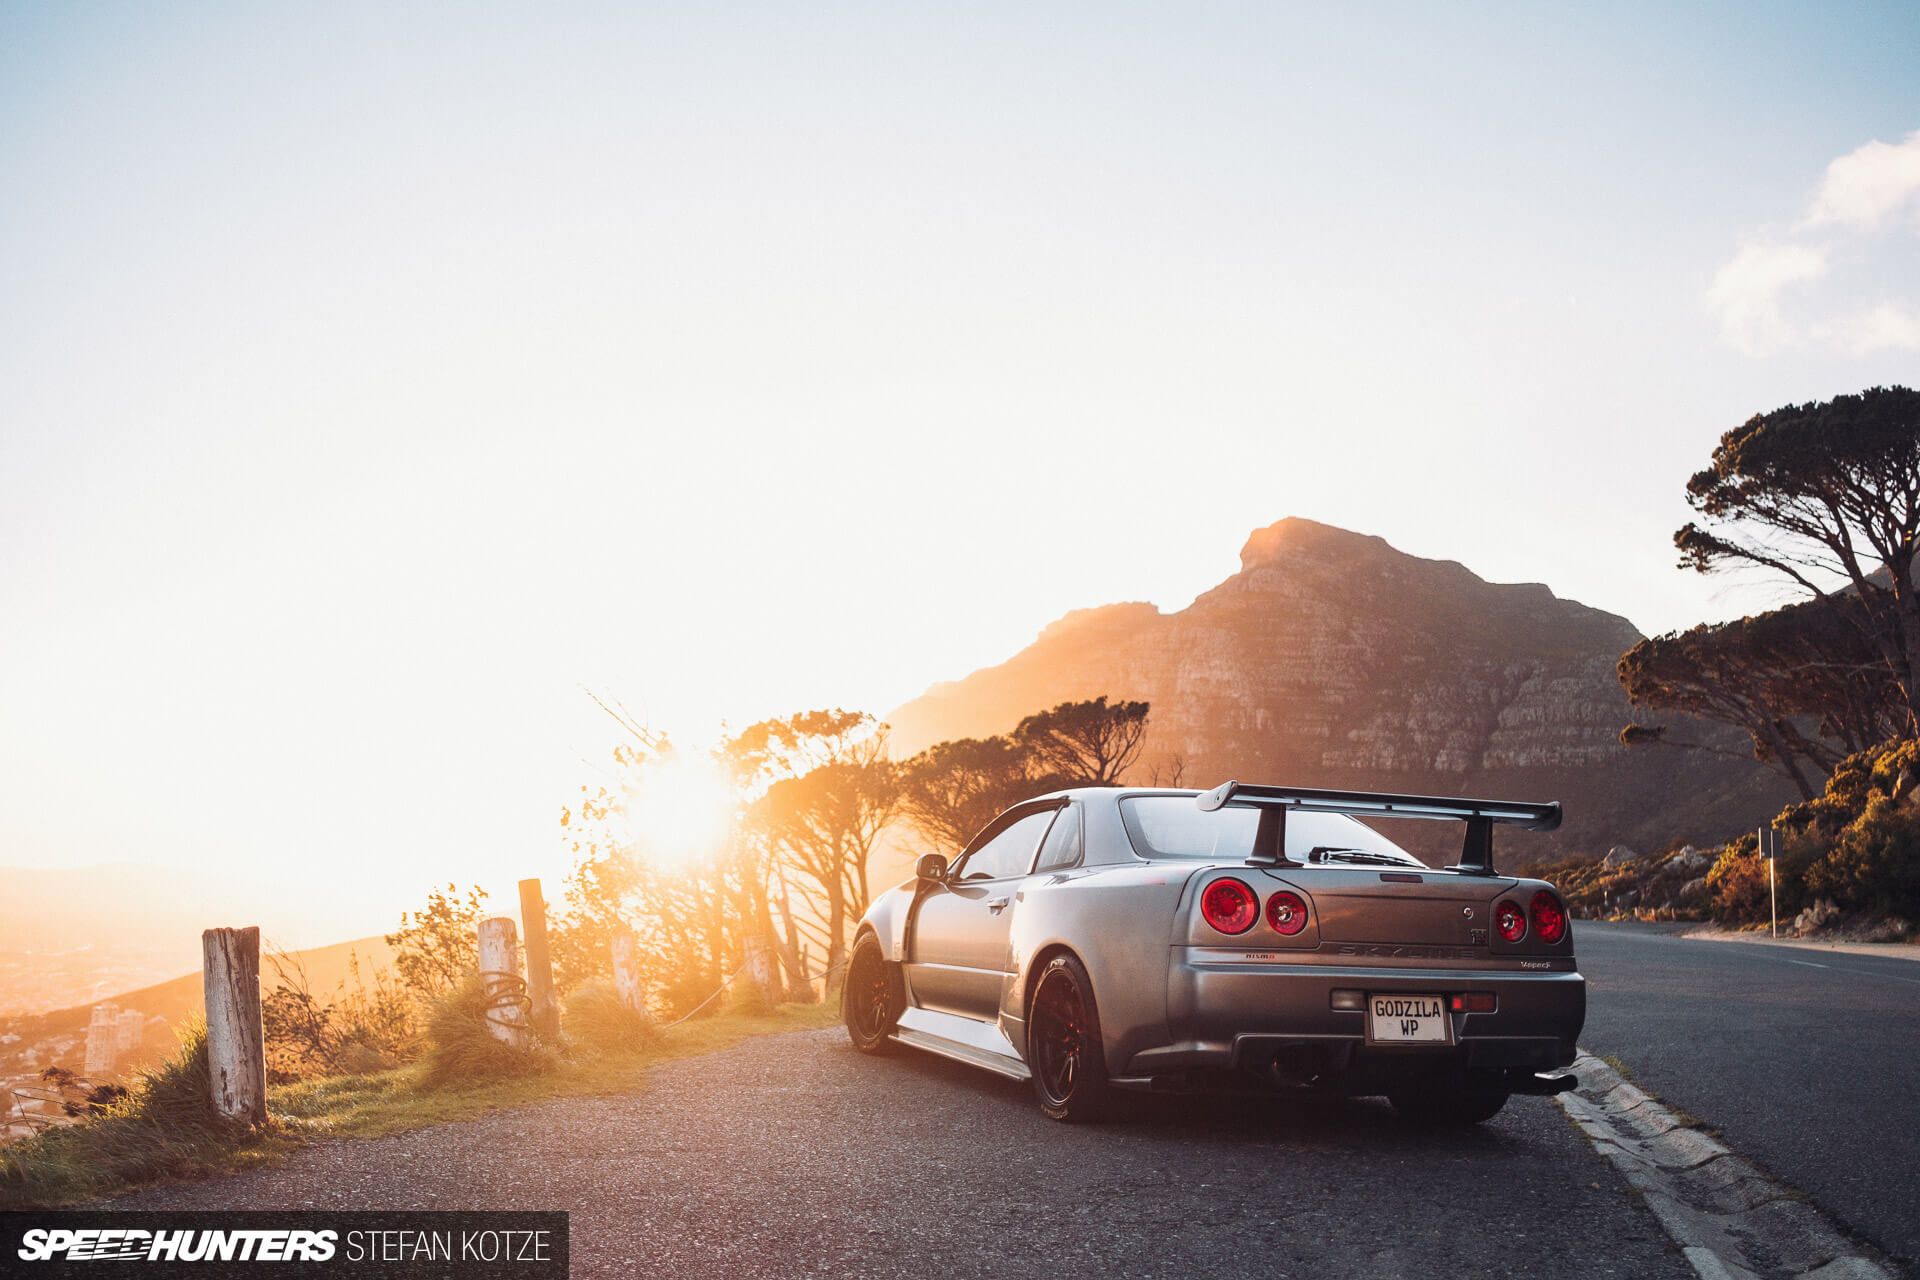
[886,518,1791,857]
[0,936,396,1084]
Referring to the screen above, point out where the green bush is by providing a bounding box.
[420,974,555,1087]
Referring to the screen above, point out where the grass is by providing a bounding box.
[0,1019,284,1208]
[1,999,840,1208]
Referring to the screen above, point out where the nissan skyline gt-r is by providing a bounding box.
[842,781,1584,1123]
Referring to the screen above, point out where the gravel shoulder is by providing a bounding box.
[110,1027,1689,1279]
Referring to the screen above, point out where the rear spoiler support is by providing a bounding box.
[1197,781,1561,876]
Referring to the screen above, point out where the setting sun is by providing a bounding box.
[623,756,736,869]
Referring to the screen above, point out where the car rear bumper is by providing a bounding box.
[1122,953,1585,1082]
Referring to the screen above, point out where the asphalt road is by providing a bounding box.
[1574,922,1920,1273]
[112,1028,1689,1279]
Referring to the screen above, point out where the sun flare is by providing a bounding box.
[624,756,736,868]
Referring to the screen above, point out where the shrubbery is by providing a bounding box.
[261,950,417,1083]
[419,975,557,1088]
[0,1021,252,1205]
[1569,740,1920,931]
[1779,740,1920,921]
[560,979,656,1054]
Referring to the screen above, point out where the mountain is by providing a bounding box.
[886,518,1791,859]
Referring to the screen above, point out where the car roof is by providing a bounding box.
[1034,786,1200,806]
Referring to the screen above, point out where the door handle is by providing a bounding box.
[987,896,1010,913]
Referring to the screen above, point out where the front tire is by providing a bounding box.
[842,932,904,1054]
[1028,954,1112,1123]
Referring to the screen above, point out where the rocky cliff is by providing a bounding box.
[886,518,1791,858]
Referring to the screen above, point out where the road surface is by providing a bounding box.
[1575,922,1920,1273]
[114,1027,1686,1279]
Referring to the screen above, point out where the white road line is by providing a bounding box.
[1781,959,1920,986]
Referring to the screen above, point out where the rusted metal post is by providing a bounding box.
[202,926,267,1126]
[518,878,559,1037]
[476,917,529,1047]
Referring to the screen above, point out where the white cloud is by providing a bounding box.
[1705,240,1829,355]
[1813,301,1920,355]
[1804,129,1920,231]
[1710,127,1920,356]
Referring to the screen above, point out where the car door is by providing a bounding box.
[907,804,1062,1022]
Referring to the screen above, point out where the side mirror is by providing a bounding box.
[916,853,949,882]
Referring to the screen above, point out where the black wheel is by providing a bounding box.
[1388,1086,1510,1125]
[1028,954,1111,1122]
[842,932,904,1054]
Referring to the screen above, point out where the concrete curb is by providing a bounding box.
[1559,1051,1894,1280]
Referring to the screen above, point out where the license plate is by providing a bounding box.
[1366,994,1451,1044]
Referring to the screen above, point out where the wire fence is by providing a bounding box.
[657,948,848,1029]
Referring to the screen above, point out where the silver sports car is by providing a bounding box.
[843,781,1584,1123]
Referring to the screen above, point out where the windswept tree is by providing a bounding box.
[754,746,898,991]
[1013,696,1151,786]
[721,708,875,791]
[1674,385,1920,736]
[899,698,1155,854]
[1619,593,1905,800]
[724,708,889,994]
[898,736,1037,855]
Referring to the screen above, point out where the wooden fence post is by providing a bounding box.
[744,934,783,1009]
[518,878,559,1037]
[202,926,267,1126]
[610,927,650,1022]
[476,917,529,1047]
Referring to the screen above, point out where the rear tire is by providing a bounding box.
[842,932,904,1054]
[1028,954,1112,1123]
[1388,1086,1510,1125]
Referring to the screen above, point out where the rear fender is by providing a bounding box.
[1005,864,1196,1074]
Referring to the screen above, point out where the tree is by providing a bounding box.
[1619,594,1904,800]
[1674,385,1920,736]
[720,708,875,791]
[545,850,640,992]
[754,747,898,992]
[722,709,888,996]
[1013,696,1150,786]
[898,735,1040,855]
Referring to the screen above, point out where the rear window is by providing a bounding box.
[1118,795,1424,866]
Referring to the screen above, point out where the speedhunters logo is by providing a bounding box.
[19,1228,338,1262]
[3,1213,566,1277]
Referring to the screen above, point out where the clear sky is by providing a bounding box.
[3,2,1917,945]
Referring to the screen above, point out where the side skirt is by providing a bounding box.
[892,1006,1032,1082]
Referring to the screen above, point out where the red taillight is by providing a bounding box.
[1266,890,1309,935]
[1201,878,1258,935]
[1531,890,1567,944]
[1496,900,1526,942]
[1451,993,1497,1013]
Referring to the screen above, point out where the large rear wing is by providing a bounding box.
[1196,780,1561,875]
